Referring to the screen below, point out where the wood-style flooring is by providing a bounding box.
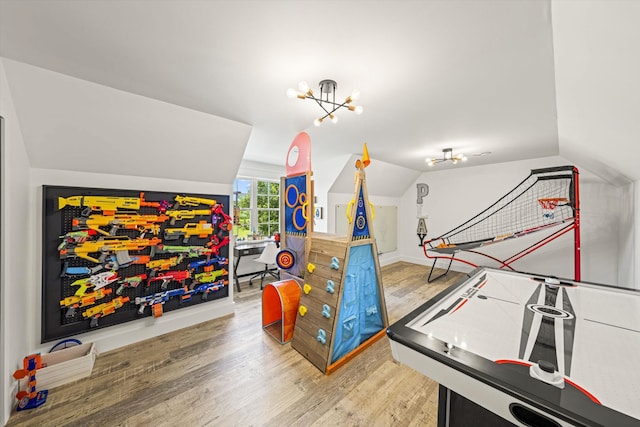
[6,262,463,427]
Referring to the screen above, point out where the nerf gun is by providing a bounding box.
[193,279,228,300]
[194,268,228,285]
[116,273,147,295]
[60,287,112,317]
[146,255,184,275]
[157,245,216,258]
[60,254,150,278]
[147,270,191,290]
[58,230,98,250]
[70,271,119,296]
[174,195,218,207]
[60,261,104,277]
[72,214,169,236]
[164,221,214,243]
[58,195,141,216]
[211,204,233,232]
[82,296,130,327]
[187,257,228,271]
[12,354,47,411]
[59,236,161,264]
[135,286,193,318]
[166,209,212,225]
[139,192,172,212]
[206,235,230,255]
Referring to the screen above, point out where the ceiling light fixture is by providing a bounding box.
[287,79,363,127]
[427,148,467,166]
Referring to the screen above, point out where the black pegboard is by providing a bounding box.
[42,185,231,343]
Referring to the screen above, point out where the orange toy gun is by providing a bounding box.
[72,214,169,236]
[174,195,218,207]
[59,236,162,264]
[60,287,112,317]
[13,354,47,411]
[82,296,130,327]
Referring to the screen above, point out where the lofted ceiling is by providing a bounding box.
[1,1,638,184]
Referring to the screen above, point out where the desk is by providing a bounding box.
[233,239,274,292]
[387,267,640,427]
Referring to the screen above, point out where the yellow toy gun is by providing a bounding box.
[58,195,141,216]
[166,209,212,225]
[174,195,217,207]
[72,214,169,236]
[60,287,112,317]
[82,296,130,327]
[146,255,184,275]
[59,236,162,263]
[194,268,228,284]
[164,221,214,243]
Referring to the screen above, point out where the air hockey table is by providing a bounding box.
[387,267,640,427]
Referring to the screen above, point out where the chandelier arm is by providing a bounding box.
[305,96,352,109]
[317,105,343,121]
[306,96,334,115]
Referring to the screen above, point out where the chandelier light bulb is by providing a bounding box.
[330,114,338,123]
[350,89,360,100]
[298,81,309,93]
[314,118,323,127]
[354,105,364,115]
[286,88,297,99]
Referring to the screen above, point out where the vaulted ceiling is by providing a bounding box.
[1,1,638,185]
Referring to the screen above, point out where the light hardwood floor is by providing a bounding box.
[7,262,463,427]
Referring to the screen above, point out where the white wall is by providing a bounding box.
[399,157,629,287]
[2,58,252,185]
[312,154,352,233]
[0,60,32,427]
[552,1,640,183]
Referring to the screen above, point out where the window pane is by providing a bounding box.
[269,210,279,223]
[269,182,280,195]
[258,209,270,223]
[258,224,270,236]
[237,193,250,208]
[268,196,279,209]
[257,195,267,207]
[257,181,269,195]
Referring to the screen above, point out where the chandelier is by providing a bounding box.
[427,148,467,166]
[287,79,363,127]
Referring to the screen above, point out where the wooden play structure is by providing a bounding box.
[289,142,389,374]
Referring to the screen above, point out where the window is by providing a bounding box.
[233,178,280,240]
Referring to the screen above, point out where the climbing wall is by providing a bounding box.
[291,165,388,374]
